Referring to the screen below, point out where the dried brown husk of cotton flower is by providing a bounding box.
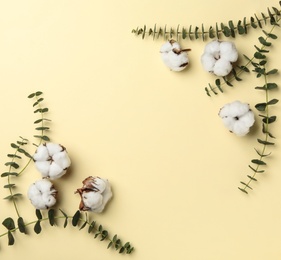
[75,176,112,213]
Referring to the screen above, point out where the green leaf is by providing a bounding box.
[267,99,279,105]
[4,184,16,188]
[28,93,36,98]
[88,221,96,233]
[18,217,27,234]
[35,127,50,131]
[35,91,43,96]
[4,193,22,200]
[238,187,248,194]
[266,83,278,90]
[72,210,81,227]
[254,52,266,59]
[255,102,267,111]
[34,220,42,234]
[257,139,275,145]
[258,36,271,46]
[247,175,257,181]
[1,172,18,177]
[5,162,19,169]
[36,209,42,220]
[266,69,278,75]
[251,159,266,165]
[262,116,277,124]
[240,181,253,189]
[48,209,55,226]
[2,217,15,230]
[8,231,15,245]
[79,221,87,230]
[115,239,121,249]
[100,230,108,241]
[107,241,113,249]
[238,66,250,72]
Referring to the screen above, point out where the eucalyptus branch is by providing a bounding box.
[1,137,31,217]
[1,209,134,254]
[132,3,281,41]
[238,65,278,193]
[1,91,51,217]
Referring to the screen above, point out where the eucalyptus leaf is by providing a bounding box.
[34,220,42,234]
[72,210,81,227]
[48,209,55,226]
[2,217,15,230]
[8,231,15,245]
[36,209,42,220]
[18,217,27,234]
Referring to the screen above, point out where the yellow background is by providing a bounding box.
[0,0,281,259]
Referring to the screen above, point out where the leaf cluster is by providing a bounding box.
[1,209,134,254]
[132,3,281,41]
[28,91,51,143]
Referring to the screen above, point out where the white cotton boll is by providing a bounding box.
[82,192,103,211]
[33,145,49,161]
[92,177,107,193]
[204,40,220,59]
[201,53,216,72]
[27,179,57,210]
[219,101,255,136]
[76,176,113,213]
[35,161,51,178]
[52,151,71,170]
[160,41,173,53]
[213,58,233,77]
[166,51,189,72]
[160,40,190,71]
[46,143,63,156]
[201,40,238,76]
[48,162,65,180]
[33,142,71,179]
[219,41,238,62]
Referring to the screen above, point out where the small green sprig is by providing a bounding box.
[1,91,51,217]
[0,209,134,254]
[238,64,278,193]
[132,3,281,41]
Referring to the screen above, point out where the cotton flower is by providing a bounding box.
[27,179,57,210]
[160,39,191,71]
[33,143,71,180]
[75,176,113,213]
[201,40,238,76]
[219,100,255,136]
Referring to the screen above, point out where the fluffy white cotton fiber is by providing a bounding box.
[33,143,71,180]
[160,40,191,71]
[27,179,57,209]
[219,100,255,136]
[201,40,238,76]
